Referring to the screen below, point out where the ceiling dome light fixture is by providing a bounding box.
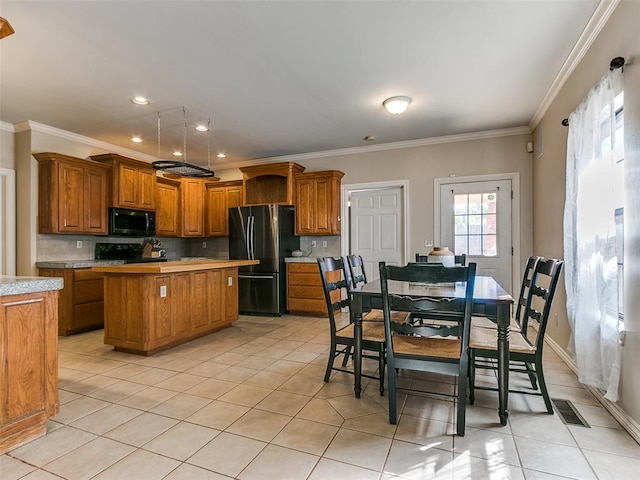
[216,153,226,158]
[130,96,150,105]
[194,124,209,132]
[383,96,411,115]
[172,151,183,157]
[131,136,143,143]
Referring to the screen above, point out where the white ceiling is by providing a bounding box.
[0,1,600,169]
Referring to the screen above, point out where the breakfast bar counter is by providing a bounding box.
[92,259,258,355]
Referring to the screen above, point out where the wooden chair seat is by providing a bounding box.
[337,321,386,343]
[363,309,410,323]
[469,325,535,354]
[393,335,461,359]
[471,315,521,331]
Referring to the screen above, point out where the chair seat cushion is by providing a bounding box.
[364,309,410,323]
[392,335,461,360]
[469,325,536,354]
[337,321,386,343]
[471,315,521,331]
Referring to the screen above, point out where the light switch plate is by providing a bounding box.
[227,276,233,286]
[76,240,83,249]
[424,239,433,247]
[160,285,167,297]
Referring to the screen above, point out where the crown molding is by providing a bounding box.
[0,121,15,133]
[12,120,157,163]
[217,126,531,170]
[529,0,620,130]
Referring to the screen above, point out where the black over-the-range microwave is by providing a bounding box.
[108,207,156,237]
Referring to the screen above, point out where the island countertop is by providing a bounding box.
[92,259,259,274]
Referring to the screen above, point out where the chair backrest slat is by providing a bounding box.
[346,254,367,288]
[318,257,353,334]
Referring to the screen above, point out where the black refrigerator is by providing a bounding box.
[229,205,299,315]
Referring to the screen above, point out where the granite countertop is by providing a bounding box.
[0,276,64,296]
[285,257,320,263]
[36,259,126,269]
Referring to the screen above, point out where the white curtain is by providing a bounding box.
[564,71,621,401]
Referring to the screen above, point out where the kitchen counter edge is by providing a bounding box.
[0,276,64,296]
[92,259,259,274]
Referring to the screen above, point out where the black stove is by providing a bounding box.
[95,243,168,264]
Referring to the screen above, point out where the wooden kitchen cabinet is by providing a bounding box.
[155,176,181,236]
[294,170,344,235]
[0,290,59,453]
[240,162,305,205]
[90,153,156,211]
[205,180,243,236]
[35,152,110,234]
[38,267,104,335]
[180,177,206,237]
[287,262,339,317]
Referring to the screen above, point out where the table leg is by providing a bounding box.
[351,294,363,398]
[496,303,510,425]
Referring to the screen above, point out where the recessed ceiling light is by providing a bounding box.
[383,96,411,115]
[131,136,143,143]
[130,96,150,105]
[173,151,182,157]
[194,124,209,132]
[216,153,226,158]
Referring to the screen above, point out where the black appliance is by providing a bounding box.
[95,242,167,263]
[229,205,299,315]
[108,207,156,237]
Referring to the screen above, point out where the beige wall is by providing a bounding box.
[533,0,640,422]
[216,133,535,272]
[1,128,15,169]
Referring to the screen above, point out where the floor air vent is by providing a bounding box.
[552,398,590,427]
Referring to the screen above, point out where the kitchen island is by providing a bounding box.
[92,259,258,355]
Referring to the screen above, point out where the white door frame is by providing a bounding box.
[0,168,16,276]
[434,173,520,296]
[341,180,410,265]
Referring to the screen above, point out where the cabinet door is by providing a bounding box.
[57,163,84,232]
[205,187,227,237]
[117,163,139,208]
[227,186,243,209]
[314,177,332,234]
[155,181,180,236]
[295,178,314,235]
[181,179,205,237]
[138,169,156,210]
[84,167,108,234]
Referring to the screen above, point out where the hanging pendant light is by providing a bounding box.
[152,107,215,178]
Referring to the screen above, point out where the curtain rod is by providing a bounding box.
[561,56,625,127]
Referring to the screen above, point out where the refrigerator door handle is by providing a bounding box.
[238,274,275,279]
[249,215,255,260]
[246,215,252,259]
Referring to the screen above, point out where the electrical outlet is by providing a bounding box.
[160,285,167,298]
[311,240,317,248]
[227,276,233,286]
[76,240,82,249]
[202,241,207,249]
[424,239,433,247]
[322,241,328,248]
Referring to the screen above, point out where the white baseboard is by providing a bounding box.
[545,336,640,444]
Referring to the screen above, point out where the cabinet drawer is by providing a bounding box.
[288,272,324,287]
[74,269,103,282]
[287,262,320,274]
[287,298,327,317]
[73,278,104,304]
[73,301,104,329]
[288,285,325,300]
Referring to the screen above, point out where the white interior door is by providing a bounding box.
[440,179,512,293]
[350,187,404,282]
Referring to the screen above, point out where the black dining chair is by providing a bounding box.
[469,257,563,413]
[379,261,476,436]
[346,254,411,324]
[415,252,467,266]
[317,257,386,395]
[471,255,541,331]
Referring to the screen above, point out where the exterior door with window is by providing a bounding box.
[440,180,512,293]
[350,187,404,282]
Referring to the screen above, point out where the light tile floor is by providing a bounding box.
[2,314,639,479]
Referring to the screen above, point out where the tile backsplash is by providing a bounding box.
[37,234,341,261]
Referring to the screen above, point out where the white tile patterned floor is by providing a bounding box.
[2,314,639,479]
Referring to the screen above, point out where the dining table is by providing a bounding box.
[350,275,514,425]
